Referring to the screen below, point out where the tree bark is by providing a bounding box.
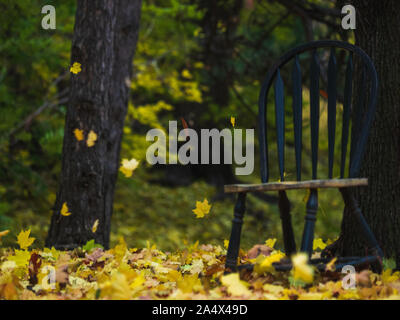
[335,1,400,265]
[46,0,142,249]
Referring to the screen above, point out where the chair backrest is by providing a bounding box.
[258,40,378,183]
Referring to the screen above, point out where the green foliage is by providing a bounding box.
[383,258,396,271]
[0,0,75,247]
[82,239,104,252]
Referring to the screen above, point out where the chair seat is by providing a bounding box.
[224,178,368,193]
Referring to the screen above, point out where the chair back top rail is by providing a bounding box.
[258,40,378,183]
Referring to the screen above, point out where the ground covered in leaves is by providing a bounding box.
[1,230,400,300]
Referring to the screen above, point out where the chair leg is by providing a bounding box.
[339,188,384,259]
[225,192,247,272]
[300,188,318,257]
[278,190,296,256]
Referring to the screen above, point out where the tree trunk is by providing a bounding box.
[46,0,142,249]
[336,1,400,265]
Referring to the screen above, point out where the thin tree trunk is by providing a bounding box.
[46,0,142,249]
[335,1,400,265]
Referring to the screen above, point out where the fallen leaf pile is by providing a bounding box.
[1,231,400,300]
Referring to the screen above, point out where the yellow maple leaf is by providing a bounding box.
[92,219,99,233]
[86,130,97,147]
[254,251,285,274]
[265,238,277,249]
[291,253,314,284]
[177,274,203,293]
[313,238,327,250]
[130,273,146,296]
[74,129,84,141]
[298,292,326,300]
[43,247,60,260]
[338,290,360,300]
[119,158,140,178]
[220,273,251,297]
[8,249,31,267]
[263,283,284,295]
[0,229,10,241]
[61,202,71,217]
[113,237,128,262]
[192,198,211,218]
[70,62,82,74]
[325,237,338,246]
[17,229,35,250]
[101,272,132,300]
[382,269,400,284]
[230,116,235,127]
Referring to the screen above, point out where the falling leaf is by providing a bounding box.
[220,273,251,297]
[70,62,82,74]
[86,130,97,147]
[61,202,71,217]
[119,158,140,178]
[74,129,84,141]
[92,219,99,233]
[0,229,10,241]
[230,116,235,127]
[291,253,314,284]
[192,198,211,218]
[313,238,327,251]
[224,239,229,249]
[17,229,35,250]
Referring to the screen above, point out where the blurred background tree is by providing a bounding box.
[1,0,397,262]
